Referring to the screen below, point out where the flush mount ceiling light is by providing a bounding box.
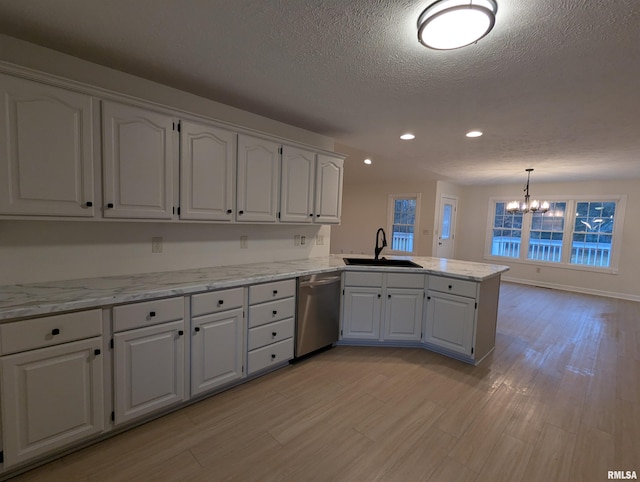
[418,0,498,50]
[364,158,372,165]
[466,130,483,137]
[400,133,416,140]
[507,169,549,214]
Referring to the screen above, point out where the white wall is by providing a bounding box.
[0,222,330,284]
[0,35,334,285]
[456,179,640,300]
[331,180,438,257]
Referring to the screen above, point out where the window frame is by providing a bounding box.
[484,194,626,274]
[386,193,421,255]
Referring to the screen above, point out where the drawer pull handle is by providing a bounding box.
[272,332,277,337]
[272,310,278,315]
[107,203,114,208]
[218,300,224,305]
[178,330,184,336]
[94,349,101,356]
[271,354,276,360]
[194,327,201,332]
[448,285,453,290]
[51,328,60,336]
[149,311,156,317]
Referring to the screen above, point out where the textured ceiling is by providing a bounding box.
[0,0,639,185]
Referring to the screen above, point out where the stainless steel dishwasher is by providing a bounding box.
[295,272,342,358]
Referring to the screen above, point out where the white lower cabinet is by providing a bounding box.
[190,288,245,397]
[424,290,475,356]
[112,298,186,425]
[341,271,425,343]
[0,311,104,468]
[246,279,295,374]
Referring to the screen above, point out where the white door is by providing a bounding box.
[280,145,315,223]
[424,291,474,356]
[102,101,176,219]
[342,287,382,340]
[191,309,244,396]
[0,74,96,217]
[314,154,343,224]
[384,289,424,341]
[236,134,280,222]
[180,120,236,221]
[436,195,457,258]
[113,320,185,425]
[0,338,104,467]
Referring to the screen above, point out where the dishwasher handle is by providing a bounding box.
[298,275,342,288]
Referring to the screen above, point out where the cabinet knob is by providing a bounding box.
[94,349,101,356]
[107,203,114,208]
[226,209,232,214]
[238,210,244,215]
[178,330,184,336]
[149,311,156,317]
[271,354,276,360]
[272,332,277,337]
[85,201,93,207]
[218,300,224,305]
[316,214,320,217]
[427,296,431,300]
[51,328,60,336]
[309,213,313,217]
[273,290,278,295]
[377,294,381,298]
[194,326,200,332]
[388,294,391,299]
[448,285,453,290]
[272,310,278,315]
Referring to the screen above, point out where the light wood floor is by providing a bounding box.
[10,282,640,481]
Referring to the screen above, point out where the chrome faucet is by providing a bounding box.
[374,228,387,260]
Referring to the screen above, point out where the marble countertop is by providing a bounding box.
[0,255,509,322]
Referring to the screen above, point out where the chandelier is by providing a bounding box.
[506,169,550,214]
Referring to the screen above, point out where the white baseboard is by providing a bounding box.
[501,276,640,302]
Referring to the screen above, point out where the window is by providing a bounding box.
[486,196,625,272]
[387,195,420,254]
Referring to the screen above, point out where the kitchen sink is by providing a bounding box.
[343,258,423,268]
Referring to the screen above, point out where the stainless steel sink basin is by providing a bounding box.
[343,258,423,268]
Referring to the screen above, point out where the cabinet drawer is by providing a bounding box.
[428,276,477,298]
[248,318,294,351]
[248,297,295,328]
[113,297,184,332]
[247,337,294,374]
[0,309,102,355]
[387,273,425,289]
[249,279,296,304]
[344,271,384,287]
[192,287,244,317]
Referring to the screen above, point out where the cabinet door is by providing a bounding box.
[180,120,235,221]
[314,154,343,224]
[342,287,382,340]
[280,145,315,223]
[425,291,475,356]
[102,101,175,219]
[0,338,104,468]
[114,320,185,425]
[191,308,244,396]
[0,74,95,217]
[384,288,423,341]
[236,134,280,222]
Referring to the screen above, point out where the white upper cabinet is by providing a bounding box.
[236,134,280,222]
[180,120,235,221]
[102,101,176,219]
[314,154,343,224]
[280,145,315,223]
[0,74,96,217]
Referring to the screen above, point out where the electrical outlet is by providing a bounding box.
[151,237,163,253]
[294,235,301,246]
[301,235,306,245]
[316,234,324,245]
[240,235,248,249]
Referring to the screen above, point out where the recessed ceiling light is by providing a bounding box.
[400,133,415,140]
[466,130,483,137]
[364,158,372,165]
